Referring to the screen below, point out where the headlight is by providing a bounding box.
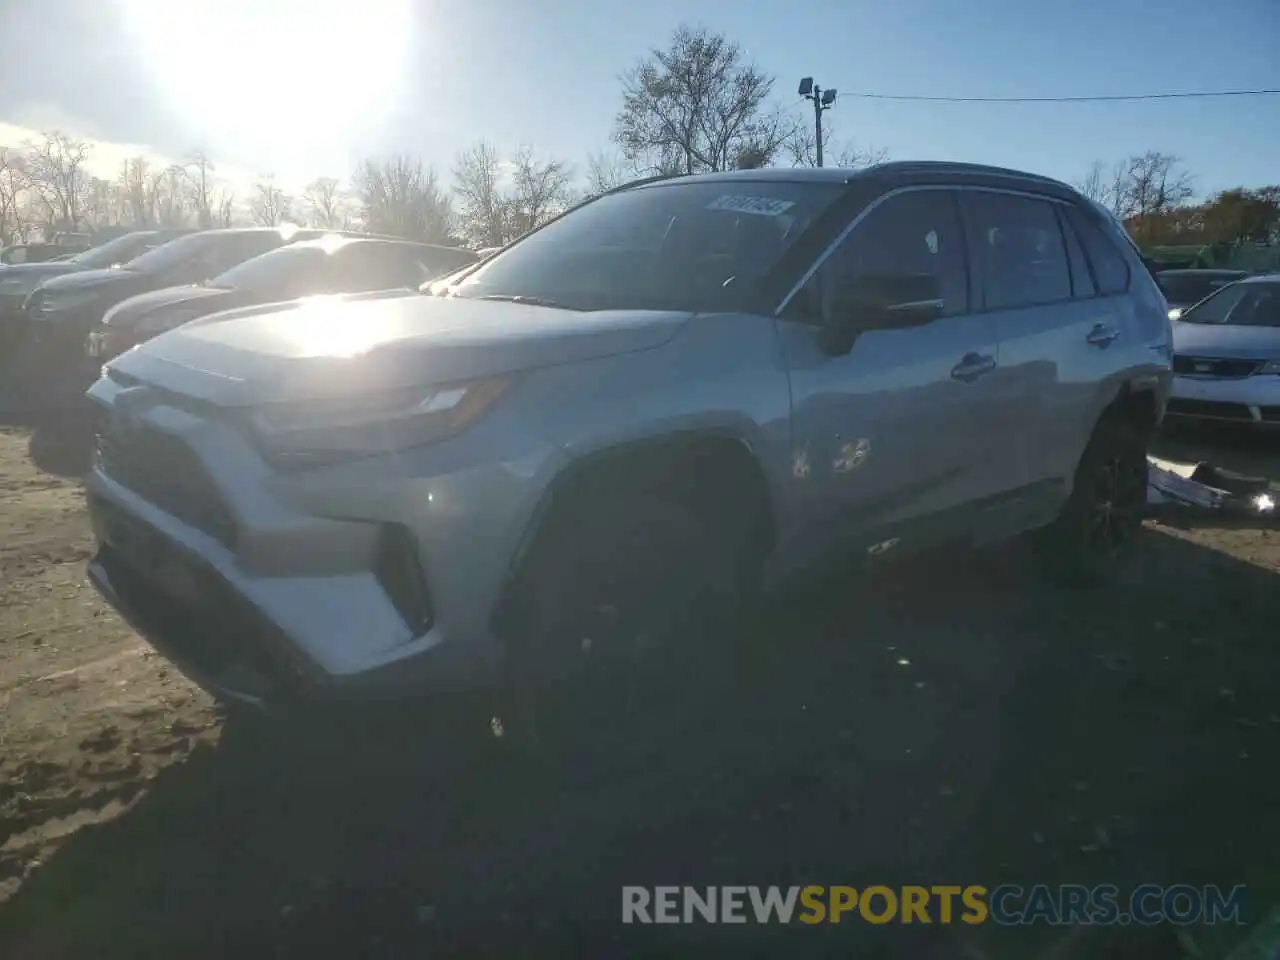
[248,377,514,466]
[1260,359,1280,375]
[1167,307,1183,321]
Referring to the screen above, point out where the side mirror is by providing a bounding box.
[819,273,945,355]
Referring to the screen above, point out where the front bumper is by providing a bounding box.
[1168,373,1280,427]
[84,373,561,706]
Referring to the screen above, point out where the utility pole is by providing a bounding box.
[798,78,838,167]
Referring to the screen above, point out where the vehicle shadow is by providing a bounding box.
[0,343,98,477]
[2,527,1277,958]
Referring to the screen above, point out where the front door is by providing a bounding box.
[773,187,1006,566]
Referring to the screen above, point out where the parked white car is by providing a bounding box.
[1167,273,1280,429]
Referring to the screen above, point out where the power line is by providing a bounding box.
[835,87,1280,104]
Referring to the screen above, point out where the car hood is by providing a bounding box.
[1173,320,1280,360]
[104,284,239,328]
[103,295,691,407]
[0,261,82,290]
[39,266,147,295]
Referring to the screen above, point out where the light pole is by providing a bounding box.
[798,78,838,167]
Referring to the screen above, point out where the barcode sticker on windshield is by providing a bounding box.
[706,195,796,217]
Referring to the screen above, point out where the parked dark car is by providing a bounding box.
[23,227,344,366]
[0,230,189,353]
[89,236,477,360]
[1157,268,1250,319]
[0,241,91,265]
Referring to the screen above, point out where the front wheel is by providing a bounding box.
[1035,416,1149,586]
[497,495,751,754]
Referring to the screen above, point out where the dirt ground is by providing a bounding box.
[0,417,1278,959]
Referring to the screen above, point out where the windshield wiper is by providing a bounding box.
[477,293,582,311]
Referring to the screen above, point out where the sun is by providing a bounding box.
[117,0,411,166]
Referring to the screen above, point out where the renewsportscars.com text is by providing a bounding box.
[621,884,1247,926]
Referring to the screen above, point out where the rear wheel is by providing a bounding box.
[497,495,751,755]
[1035,416,1149,585]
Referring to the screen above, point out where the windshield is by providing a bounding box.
[1158,273,1244,306]
[210,245,326,294]
[450,180,844,312]
[121,232,218,273]
[70,232,158,269]
[1180,282,1280,326]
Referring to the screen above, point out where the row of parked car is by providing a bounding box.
[0,226,479,405]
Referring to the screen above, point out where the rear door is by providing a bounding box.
[960,189,1115,502]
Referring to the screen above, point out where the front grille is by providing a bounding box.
[96,420,237,546]
[1165,399,1254,422]
[1172,355,1262,378]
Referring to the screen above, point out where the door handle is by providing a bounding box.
[1086,323,1120,348]
[950,352,996,382]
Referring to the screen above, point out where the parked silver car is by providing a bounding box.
[1167,273,1280,428]
[83,163,1172,724]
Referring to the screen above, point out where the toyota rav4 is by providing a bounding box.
[84,163,1173,727]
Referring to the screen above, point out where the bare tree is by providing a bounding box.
[24,131,91,231]
[506,146,573,237]
[615,25,789,176]
[453,140,509,247]
[80,177,119,231]
[1077,158,1137,218]
[156,165,188,227]
[1117,152,1194,243]
[0,147,32,245]
[584,151,628,197]
[118,157,156,226]
[786,116,886,170]
[353,156,453,242]
[185,151,216,228]
[214,188,236,228]
[1077,160,1107,205]
[248,176,292,226]
[302,176,346,228]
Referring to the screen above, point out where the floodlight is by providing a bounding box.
[798,77,814,97]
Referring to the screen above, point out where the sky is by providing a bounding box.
[0,0,1275,198]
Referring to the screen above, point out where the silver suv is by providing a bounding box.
[84,164,1172,718]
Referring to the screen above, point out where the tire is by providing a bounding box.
[1035,415,1150,586]
[497,494,750,754]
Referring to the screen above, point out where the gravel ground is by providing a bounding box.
[0,416,1277,959]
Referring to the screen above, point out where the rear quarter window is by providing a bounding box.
[1064,206,1130,296]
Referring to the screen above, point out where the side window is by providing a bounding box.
[797,189,969,321]
[416,248,478,282]
[1064,206,1129,296]
[334,244,418,291]
[965,192,1071,310]
[1057,208,1096,298]
[207,233,281,274]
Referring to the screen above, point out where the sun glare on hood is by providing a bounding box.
[183,296,394,359]
[276,297,389,358]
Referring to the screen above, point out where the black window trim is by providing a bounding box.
[1055,205,1100,298]
[1064,204,1132,298]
